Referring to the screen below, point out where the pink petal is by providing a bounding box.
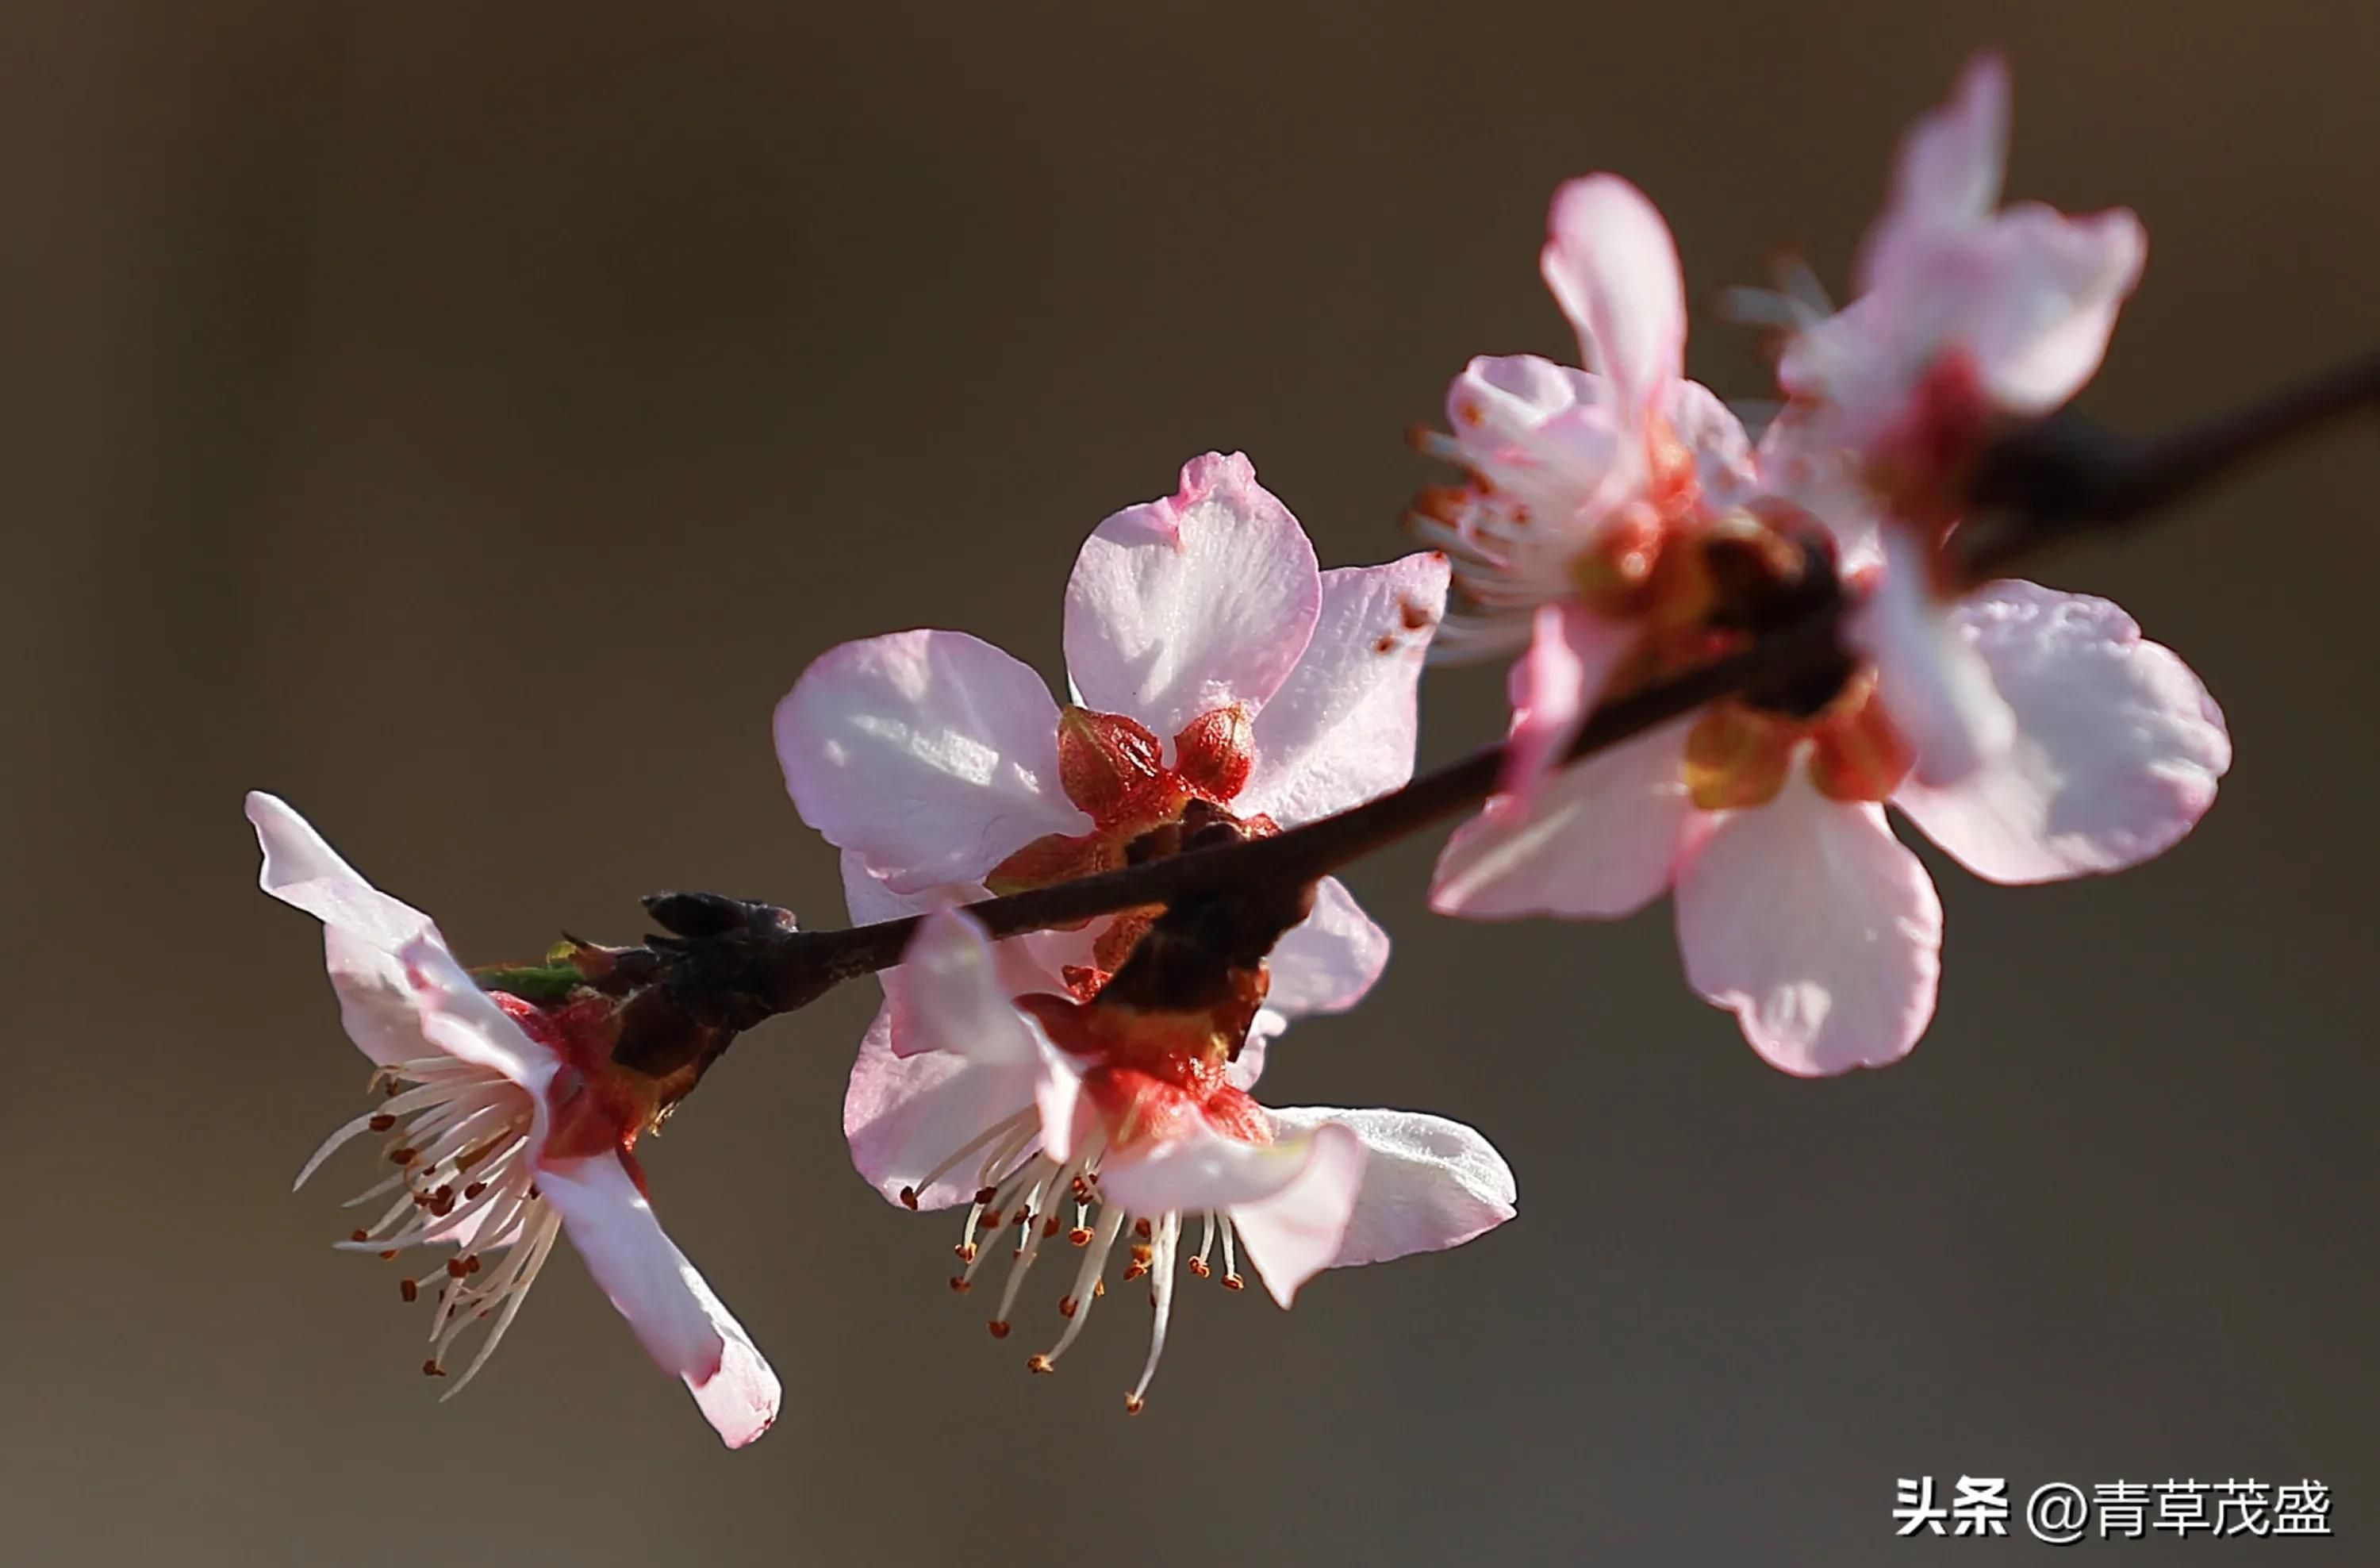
[885,909,1046,1068]
[250,792,440,1067]
[1263,876,1390,1019]
[1856,49,2010,289]
[1848,527,2017,788]
[398,934,559,1094]
[1431,720,1702,920]
[535,1153,781,1449]
[1892,582,2229,885]
[1443,354,1605,469]
[1462,400,1632,527]
[1063,452,1322,739]
[1539,175,1686,418]
[249,794,551,1087]
[1663,379,1756,507]
[1673,775,1943,1075]
[1265,1106,1515,1266]
[843,1005,1042,1209]
[1964,204,2146,412]
[1238,552,1448,824]
[1500,601,1635,798]
[775,630,1084,894]
[1225,1122,1367,1309]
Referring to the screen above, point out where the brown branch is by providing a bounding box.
[614,346,2378,1030]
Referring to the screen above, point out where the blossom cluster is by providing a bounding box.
[250,53,2227,1445]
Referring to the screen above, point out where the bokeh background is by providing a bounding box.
[6,2,2374,1562]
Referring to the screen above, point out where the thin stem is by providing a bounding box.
[748,346,2378,1013]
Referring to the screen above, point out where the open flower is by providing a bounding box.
[1766,52,2147,517]
[776,450,1449,1042]
[249,792,780,1447]
[1431,54,2228,1075]
[846,909,1515,1411]
[1435,582,2228,1074]
[1760,53,2152,786]
[1410,175,1755,793]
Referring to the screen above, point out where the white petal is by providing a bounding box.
[885,910,1046,1068]
[249,794,548,1086]
[1265,1107,1515,1267]
[1226,1123,1367,1309]
[1431,721,1702,920]
[843,1005,1042,1209]
[1239,553,1447,824]
[775,629,1083,894]
[1893,582,2229,884]
[1263,877,1391,1020]
[536,1154,781,1448]
[1063,452,1321,738]
[396,935,557,1093]
[1539,175,1686,417]
[1097,1119,1315,1217]
[1673,774,1942,1075]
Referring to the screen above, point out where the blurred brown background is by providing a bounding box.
[5,2,2374,1563]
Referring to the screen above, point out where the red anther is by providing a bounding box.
[1042,1216,1061,1237]
[1121,1262,1149,1282]
[1027,1354,1056,1375]
[463,1255,482,1275]
[987,1320,1012,1340]
[1058,1296,1078,1319]
[899,1186,920,1211]
[349,1228,370,1243]
[368,1113,397,1132]
[954,1242,979,1262]
[377,1250,397,1261]
[1187,1257,1211,1279]
[1412,483,1471,526]
[1067,1227,1093,1247]
[1133,1219,1154,1240]
[1123,1393,1146,1415]
[973,1186,998,1206]
[462,1182,487,1201]
[399,1279,418,1303]
[390,1148,417,1166]
[446,1258,469,1279]
[981,1210,1004,1230]
[948,1276,972,1294]
[423,1360,446,1378]
[1128,1243,1154,1263]
[1221,1274,1246,1292]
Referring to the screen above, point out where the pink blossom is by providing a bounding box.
[1410,176,1754,794]
[1759,53,2154,786]
[1432,56,2228,1076]
[249,793,780,1447]
[846,910,1515,1410]
[776,451,1448,1046]
[1435,575,2230,1076]
[1768,52,2148,501]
